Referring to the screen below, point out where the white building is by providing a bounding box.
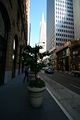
[73,0,80,40]
[47,0,74,52]
[39,13,46,53]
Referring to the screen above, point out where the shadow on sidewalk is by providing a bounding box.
[0,74,69,120]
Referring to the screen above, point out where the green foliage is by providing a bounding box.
[28,78,45,88]
[22,45,49,87]
[22,45,49,73]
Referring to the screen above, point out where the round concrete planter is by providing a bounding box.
[27,86,46,108]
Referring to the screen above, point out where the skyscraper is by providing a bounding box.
[73,0,80,39]
[47,0,74,52]
[39,13,46,53]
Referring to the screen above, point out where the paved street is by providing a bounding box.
[41,71,80,95]
[39,70,80,120]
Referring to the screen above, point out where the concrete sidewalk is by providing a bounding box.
[0,73,69,120]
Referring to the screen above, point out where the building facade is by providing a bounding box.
[0,0,30,85]
[73,0,80,39]
[39,13,46,53]
[47,0,74,52]
[55,40,80,72]
[21,0,30,45]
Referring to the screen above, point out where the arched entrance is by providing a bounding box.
[0,36,5,84]
[0,2,10,85]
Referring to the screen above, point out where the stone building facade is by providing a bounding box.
[55,40,80,72]
[0,0,28,85]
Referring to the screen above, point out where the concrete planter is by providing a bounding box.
[27,86,46,108]
[28,73,35,81]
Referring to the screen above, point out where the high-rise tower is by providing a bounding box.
[47,0,74,52]
[73,0,80,39]
[39,13,46,53]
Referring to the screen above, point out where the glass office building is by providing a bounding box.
[73,0,80,39]
[47,0,74,51]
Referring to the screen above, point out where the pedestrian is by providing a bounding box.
[23,65,29,83]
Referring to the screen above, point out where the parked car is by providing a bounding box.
[45,67,54,74]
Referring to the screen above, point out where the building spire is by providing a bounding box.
[42,12,44,23]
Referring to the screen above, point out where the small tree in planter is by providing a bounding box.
[22,45,49,107]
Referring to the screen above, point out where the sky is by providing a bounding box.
[30,0,46,47]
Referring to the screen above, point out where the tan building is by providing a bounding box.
[0,0,30,85]
[21,0,30,45]
[55,40,80,72]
